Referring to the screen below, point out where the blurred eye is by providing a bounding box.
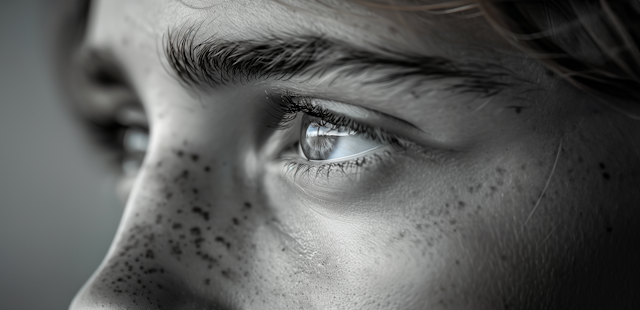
[121,126,149,176]
[299,114,383,161]
[82,105,149,176]
[114,106,149,176]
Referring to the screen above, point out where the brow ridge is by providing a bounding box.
[163,25,517,96]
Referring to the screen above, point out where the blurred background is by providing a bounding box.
[0,1,122,309]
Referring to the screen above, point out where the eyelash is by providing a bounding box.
[267,92,411,178]
[268,92,404,146]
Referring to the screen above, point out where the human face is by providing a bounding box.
[69,0,640,309]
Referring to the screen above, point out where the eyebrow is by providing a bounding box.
[163,25,518,97]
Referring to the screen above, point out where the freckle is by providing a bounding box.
[193,188,199,194]
[215,236,231,249]
[204,166,211,172]
[232,218,239,225]
[221,270,230,279]
[172,223,182,229]
[603,173,610,180]
[599,162,606,169]
[165,192,173,200]
[244,202,252,209]
[176,150,184,157]
[606,227,613,233]
[190,227,201,236]
[204,278,210,285]
[177,209,183,214]
[458,201,466,209]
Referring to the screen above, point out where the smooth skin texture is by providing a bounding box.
[69,0,640,309]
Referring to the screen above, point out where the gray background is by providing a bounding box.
[0,1,122,309]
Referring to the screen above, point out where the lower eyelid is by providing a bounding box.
[280,147,397,181]
[305,145,388,164]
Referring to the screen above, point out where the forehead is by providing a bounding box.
[87,0,505,60]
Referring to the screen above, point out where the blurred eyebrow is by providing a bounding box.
[164,26,517,96]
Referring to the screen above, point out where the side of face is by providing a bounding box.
[69,0,640,309]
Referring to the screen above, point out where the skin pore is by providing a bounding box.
[68,0,640,309]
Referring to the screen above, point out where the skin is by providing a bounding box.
[68,0,640,309]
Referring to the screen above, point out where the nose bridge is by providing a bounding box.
[71,135,256,309]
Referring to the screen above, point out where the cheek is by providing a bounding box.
[400,133,640,309]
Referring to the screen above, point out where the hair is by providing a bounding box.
[348,0,640,118]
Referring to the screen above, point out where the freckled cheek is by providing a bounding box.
[100,137,268,294]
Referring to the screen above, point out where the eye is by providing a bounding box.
[82,105,149,176]
[114,106,149,177]
[299,113,384,161]
[120,125,149,176]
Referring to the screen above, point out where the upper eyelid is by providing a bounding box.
[292,97,440,147]
[303,98,424,132]
[268,93,402,146]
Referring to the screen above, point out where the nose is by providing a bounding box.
[69,135,260,309]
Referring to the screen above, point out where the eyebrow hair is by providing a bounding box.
[163,25,519,97]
